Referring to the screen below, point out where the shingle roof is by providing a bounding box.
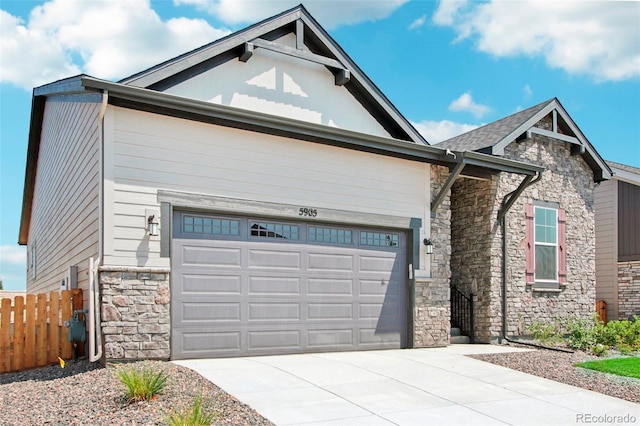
[436,99,553,152]
[607,161,640,176]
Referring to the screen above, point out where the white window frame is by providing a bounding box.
[534,206,558,282]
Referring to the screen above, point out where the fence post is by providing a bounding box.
[36,293,48,366]
[48,291,60,363]
[14,296,25,372]
[25,294,36,369]
[0,298,11,373]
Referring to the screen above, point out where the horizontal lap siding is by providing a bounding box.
[28,98,100,294]
[109,107,428,267]
[594,180,617,319]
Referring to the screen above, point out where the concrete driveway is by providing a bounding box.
[174,345,639,425]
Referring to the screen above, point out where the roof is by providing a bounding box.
[607,161,640,186]
[437,98,612,182]
[607,161,640,176]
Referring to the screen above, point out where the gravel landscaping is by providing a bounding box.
[0,360,274,426]
[1,348,639,425]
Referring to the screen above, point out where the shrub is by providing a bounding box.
[166,395,217,426]
[528,319,563,346]
[562,315,602,351]
[117,365,168,402]
[599,318,640,354]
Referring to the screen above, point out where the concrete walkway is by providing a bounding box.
[174,345,639,425]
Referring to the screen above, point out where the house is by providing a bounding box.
[19,5,608,361]
[438,99,611,342]
[595,161,640,321]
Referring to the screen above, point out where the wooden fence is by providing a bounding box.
[0,289,83,373]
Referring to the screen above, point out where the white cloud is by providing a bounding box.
[523,84,532,97]
[433,0,640,81]
[0,245,26,265]
[0,246,27,290]
[1,0,230,89]
[448,92,490,118]
[174,0,408,29]
[412,119,478,144]
[432,0,467,26]
[408,14,426,30]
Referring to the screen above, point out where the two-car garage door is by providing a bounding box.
[171,211,408,359]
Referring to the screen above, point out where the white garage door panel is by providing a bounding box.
[182,245,242,267]
[182,274,241,293]
[171,213,407,359]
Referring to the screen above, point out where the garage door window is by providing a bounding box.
[308,226,352,244]
[250,221,299,240]
[183,215,240,236]
[360,231,399,247]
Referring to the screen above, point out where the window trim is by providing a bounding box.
[525,202,567,289]
[533,206,558,283]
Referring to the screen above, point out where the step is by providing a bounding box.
[450,335,470,344]
[451,327,462,337]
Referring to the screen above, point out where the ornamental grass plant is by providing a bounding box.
[117,365,168,403]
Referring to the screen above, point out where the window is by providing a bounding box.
[250,222,299,240]
[308,226,352,244]
[182,215,240,236]
[525,204,566,285]
[534,207,557,281]
[360,231,399,247]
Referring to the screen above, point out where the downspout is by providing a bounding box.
[89,90,108,362]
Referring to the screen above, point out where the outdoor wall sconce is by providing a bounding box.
[423,238,434,255]
[147,214,160,236]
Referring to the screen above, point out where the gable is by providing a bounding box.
[162,33,391,137]
[119,4,424,143]
[438,98,611,182]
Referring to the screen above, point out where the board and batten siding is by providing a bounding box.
[27,96,101,296]
[164,34,392,138]
[594,179,618,321]
[103,106,430,269]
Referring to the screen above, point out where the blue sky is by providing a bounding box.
[1,0,639,290]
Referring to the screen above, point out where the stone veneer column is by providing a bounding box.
[494,116,596,339]
[413,165,451,347]
[618,261,640,320]
[100,266,170,361]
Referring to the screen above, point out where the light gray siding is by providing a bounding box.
[27,96,101,295]
[164,33,392,138]
[594,179,618,320]
[104,106,431,271]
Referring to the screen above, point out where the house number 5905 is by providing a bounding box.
[299,208,318,217]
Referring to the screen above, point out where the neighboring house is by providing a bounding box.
[438,99,611,343]
[19,5,608,361]
[595,161,640,321]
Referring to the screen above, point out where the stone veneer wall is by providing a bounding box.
[450,176,499,343]
[100,267,170,361]
[618,261,640,320]
[496,116,596,339]
[413,165,451,347]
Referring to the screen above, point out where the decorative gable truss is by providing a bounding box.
[239,19,351,86]
[438,98,612,182]
[489,99,611,182]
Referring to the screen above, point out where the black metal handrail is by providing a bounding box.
[451,285,475,343]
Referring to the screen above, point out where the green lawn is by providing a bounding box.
[576,357,640,379]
